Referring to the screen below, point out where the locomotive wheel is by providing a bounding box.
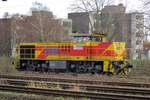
[78,65,86,73]
[69,64,77,72]
[94,64,103,74]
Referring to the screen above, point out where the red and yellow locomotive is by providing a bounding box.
[14,34,131,74]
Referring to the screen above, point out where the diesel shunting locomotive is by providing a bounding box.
[14,34,132,74]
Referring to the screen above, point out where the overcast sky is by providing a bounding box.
[0,0,143,18]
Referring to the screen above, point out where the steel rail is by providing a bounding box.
[1,78,150,96]
[0,74,150,88]
[0,85,150,100]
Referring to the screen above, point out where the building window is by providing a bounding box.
[63,21,71,27]
[136,23,143,29]
[136,50,139,53]
[136,40,141,45]
[136,31,142,37]
[136,15,143,20]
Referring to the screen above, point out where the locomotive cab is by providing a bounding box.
[90,33,107,42]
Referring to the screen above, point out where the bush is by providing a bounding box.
[0,56,17,74]
[128,59,150,77]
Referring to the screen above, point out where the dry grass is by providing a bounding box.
[0,91,90,100]
[0,56,17,74]
[128,59,150,78]
[0,91,52,100]
[27,81,49,89]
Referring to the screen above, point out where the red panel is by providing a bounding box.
[92,42,112,56]
[35,42,113,59]
[102,50,118,57]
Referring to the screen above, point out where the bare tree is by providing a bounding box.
[11,13,70,43]
[30,2,50,42]
[140,0,150,40]
[0,17,11,56]
[11,2,71,43]
[70,0,113,33]
[143,0,150,11]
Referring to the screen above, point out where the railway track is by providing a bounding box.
[0,85,150,100]
[0,74,150,88]
[0,78,150,95]
[0,74,150,99]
